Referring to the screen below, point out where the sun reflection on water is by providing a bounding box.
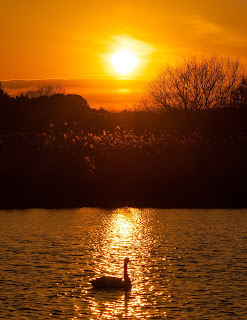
[113,211,133,238]
[92,207,148,277]
[87,207,168,319]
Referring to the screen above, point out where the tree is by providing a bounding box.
[146,56,244,111]
[0,82,11,103]
[18,84,65,99]
[0,82,8,97]
[231,76,247,108]
[0,82,3,95]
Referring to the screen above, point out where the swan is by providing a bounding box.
[91,257,131,290]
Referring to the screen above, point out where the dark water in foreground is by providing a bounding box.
[0,208,246,319]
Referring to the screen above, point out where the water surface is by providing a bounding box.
[0,208,246,319]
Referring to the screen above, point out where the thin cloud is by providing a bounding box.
[187,16,223,35]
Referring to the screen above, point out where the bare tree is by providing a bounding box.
[146,56,244,111]
[19,84,65,99]
[231,76,247,108]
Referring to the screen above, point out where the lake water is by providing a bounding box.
[0,208,246,319]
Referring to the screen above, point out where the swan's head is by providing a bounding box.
[124,257,130,264]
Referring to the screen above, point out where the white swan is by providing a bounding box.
[91,257,131,290]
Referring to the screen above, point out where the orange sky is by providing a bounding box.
[1,0,247,81]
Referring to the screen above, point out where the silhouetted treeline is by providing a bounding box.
[1,83,247,135]
[1,82,247,209]
[0,88,92,130]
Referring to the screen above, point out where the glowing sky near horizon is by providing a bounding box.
[1,0,247,80]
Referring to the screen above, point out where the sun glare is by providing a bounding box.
[110,48,138,75]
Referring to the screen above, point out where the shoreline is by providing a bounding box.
[1,197,247,211]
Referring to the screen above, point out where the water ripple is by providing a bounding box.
[0,208,246,319]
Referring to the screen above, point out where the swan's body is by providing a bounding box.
[91,257,131,290]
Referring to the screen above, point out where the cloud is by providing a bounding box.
[187,15,247,49]
[102,35,156,59]
[111,35,156,57]
[187,16,223,35]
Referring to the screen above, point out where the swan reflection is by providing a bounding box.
[88,290,130,319]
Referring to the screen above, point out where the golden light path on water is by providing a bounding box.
[84,207,169,319]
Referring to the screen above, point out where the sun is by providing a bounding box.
[110,48,138,75]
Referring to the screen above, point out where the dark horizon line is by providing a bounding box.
[1,76,149,83]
